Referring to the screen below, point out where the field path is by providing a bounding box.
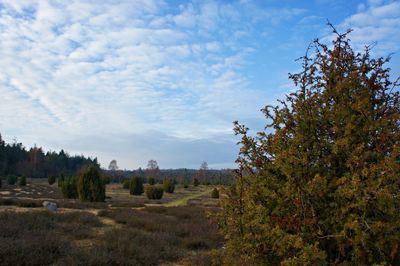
[163,188,213,207]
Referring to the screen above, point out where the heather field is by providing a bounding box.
[0,179,223,266]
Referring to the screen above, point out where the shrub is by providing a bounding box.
[18,176,26,186]
[130,177,144,195]
[48,176,56,185]
[7,175,17,185]
[183,182,189,189]
[61,176,78,199]
[193,178,199,186]
[122,179,130,189]
[77,165,105,202]
[211,188,219,199]
[163,179,175,193]
[148,177,155,185]
[145,186,163,200]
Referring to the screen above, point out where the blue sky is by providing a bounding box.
[0,0,399,169]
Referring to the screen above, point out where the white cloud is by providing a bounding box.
[0,0,307,168]
[340,1,400,53]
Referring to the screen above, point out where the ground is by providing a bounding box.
[0,178,223,266]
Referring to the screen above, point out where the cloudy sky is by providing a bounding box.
[0,0,399,169]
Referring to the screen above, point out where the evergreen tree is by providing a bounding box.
[18,176,26,186]
[217,26,400,265]
[163,179,175,193]
[129,177,144,195]
[7,175,17,185]
[48,176,56,185]
[77,165,105,202]
[61,176,78,199]
[145,185,164,200]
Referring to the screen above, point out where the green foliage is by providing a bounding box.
[211,188,219,199]
[145,185,164,200]
[7,175,17,185]
[183,182,189,189]
[193,178,199,187]
[122,179,130,189]
[48,176,56,185]
[77,165,105,202]
[57,175,64,188]
[163,179,175,193]
[130,177,144,195]
[18,176,26,186]
[217,26,400,265]
[61,176,78,199]
[148,177,155,185]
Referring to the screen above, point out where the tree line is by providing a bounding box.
[0,134,99,178]
[105,159,234,185]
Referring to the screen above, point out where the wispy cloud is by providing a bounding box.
[340,0,400,53]
[0,0,282,168]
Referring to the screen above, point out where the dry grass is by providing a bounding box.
[0,179,223,265]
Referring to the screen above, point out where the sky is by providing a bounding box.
[0,0,399,170]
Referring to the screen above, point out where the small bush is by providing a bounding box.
[183,182,188,189]
[145,186,164,200]
[18,176,26,186]
[148,177,155,185]
[7,175,17,185]
[48,176,56,185]
[122,179,130,189]
[61,176,78,199]
[193,178,199,186]
[163,179,175,193]
[130,177,144,195]
[211,188,219,199]
[77,165,105,202]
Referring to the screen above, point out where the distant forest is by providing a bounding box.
[106,168,234,185]
[0,133,234,184]
[0,133,99,178]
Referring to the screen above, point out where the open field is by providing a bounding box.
[0,179,223,265]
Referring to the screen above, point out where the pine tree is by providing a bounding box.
[217,25,400,265]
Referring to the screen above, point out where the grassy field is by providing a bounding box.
[0,178,223,265]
